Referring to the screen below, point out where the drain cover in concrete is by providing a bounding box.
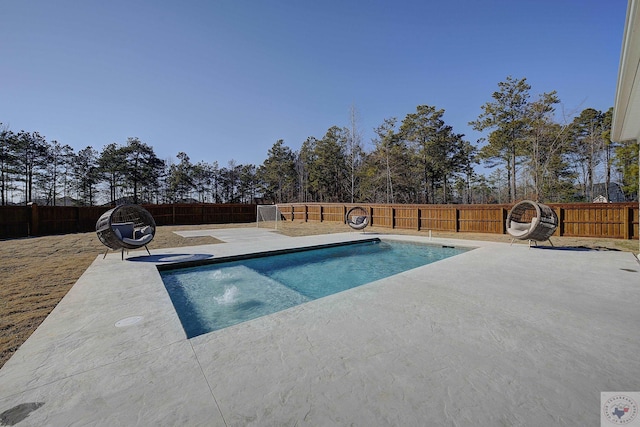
[115,316,144,328]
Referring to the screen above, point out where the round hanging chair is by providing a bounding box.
[345,206,370,231]
[96,204,156,259]
[506,200,558,246]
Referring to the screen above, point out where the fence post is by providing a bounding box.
[454,207,460,232]
[555,207,564,237]
[29,203,39,236]
[391,207,396,229]
[501,207,507,234]
[416,207,420,231]
[623,206,630,240]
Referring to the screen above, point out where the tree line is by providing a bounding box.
[1,76,638,207]
[0,131,260,206]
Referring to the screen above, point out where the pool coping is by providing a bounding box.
[0,231,638,426]
[155,236,386,271]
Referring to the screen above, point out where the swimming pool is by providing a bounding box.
[160,239,468,338]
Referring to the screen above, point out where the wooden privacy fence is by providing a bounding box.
[277,202,639,240]
[1,202,637,240]
[0,203,256,239]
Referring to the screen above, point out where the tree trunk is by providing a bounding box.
[510,150,517,202]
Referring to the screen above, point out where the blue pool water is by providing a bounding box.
[160,239,468,338]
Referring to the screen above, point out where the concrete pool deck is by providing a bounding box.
[0,230,638,426]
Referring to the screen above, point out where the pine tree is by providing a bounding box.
[74,147,99,205]
[258,139,296,203]
[470,76,531,202]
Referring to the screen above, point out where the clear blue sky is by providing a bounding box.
[1,0,628,170]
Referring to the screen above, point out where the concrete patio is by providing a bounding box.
[0,230,638,426]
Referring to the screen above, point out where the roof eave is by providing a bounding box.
[612,0,640,143]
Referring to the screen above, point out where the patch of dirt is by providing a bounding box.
[0,221,637,369]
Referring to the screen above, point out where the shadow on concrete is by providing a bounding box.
[533,246,621,252]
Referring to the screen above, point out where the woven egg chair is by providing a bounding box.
[96,204,156,259]
[506,200,558,247]
[345,206,370,231]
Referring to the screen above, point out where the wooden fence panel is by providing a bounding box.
[37,206,77,235]
[291,205,306,221]
[419,206,457,232]
[0,205,29,238]
[173,204,202,225]
[321,205,345,222]
[201,204,254,224]
[457,205,506,234]
[371,205,393,228]
[306,205,322,222]
[559,204,631,239]
[393,206,419,230]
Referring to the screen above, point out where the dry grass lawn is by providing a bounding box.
[1,221,637,369]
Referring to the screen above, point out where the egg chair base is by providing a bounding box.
[345,207,370,231]
[506,200,558,248]
[96,204,156,260]
[518,238,554,248]
[102,245,152,260]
